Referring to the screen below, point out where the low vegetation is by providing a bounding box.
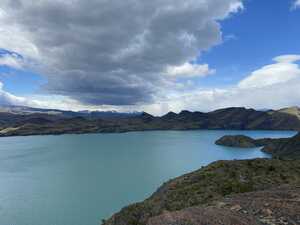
[103,159,300,225]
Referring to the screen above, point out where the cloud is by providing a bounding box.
[273,55,300,63]
[0,81,33,106]
[238,54,300,89]
[292,0,300,9]
[165,63,215,78]
[0,0,243,106]
[0,81,76,110]
[0,50,25,69]
[229,2,244,13]
[0,8,39,60]
[1,53,299,116]
[140,54,300,115]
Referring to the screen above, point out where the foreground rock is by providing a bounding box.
[102,159,300,225]
[148,186,300,225]
[215,132,300,159]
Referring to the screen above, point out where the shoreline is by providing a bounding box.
[102,158,300,225]
[0,127,298,138]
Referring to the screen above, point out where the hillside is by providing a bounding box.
[262,132,300,159]
[102,159,300,225]
[1,106,300,137]
[148,186,300,225]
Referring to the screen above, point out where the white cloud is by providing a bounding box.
[229,2,244,13]
[143,81,300,115]
[142,54,300,115]
[0,8,39,60]
[0,82,85,110]
[1,54,300,116]
[238,54,300,89]
[273,55,300,63]
[292,0,300,9]
[0,53,24,69]
[165,63,215,78]
[0,81,33,106]
[0,0,244,106]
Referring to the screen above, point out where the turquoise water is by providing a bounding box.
[0,130,296,225]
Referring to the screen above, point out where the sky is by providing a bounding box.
[0,0,300,115]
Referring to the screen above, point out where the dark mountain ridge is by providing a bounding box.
[1,106,300,137]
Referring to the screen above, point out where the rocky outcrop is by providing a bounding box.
[148,186,300,225]
[148,205,260,225]
[215,135,262,148]
[102,159,300,225]
[215,132,300,159]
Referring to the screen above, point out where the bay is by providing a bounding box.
[0,130,296,225]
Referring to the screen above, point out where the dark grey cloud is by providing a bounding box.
[1,0,243,106]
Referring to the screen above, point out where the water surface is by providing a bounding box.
[0,130,296,225]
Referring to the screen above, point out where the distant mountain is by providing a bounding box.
[276,106,300,119]
[1,106,300,137]
[0,105,141,119]
[0,105,64,115]
[159,107,300,130]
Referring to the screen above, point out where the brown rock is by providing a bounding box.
[147,187,300,225]
[147,207,260,225]
[230,204,242,211]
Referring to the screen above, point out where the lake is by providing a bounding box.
[0,130,296,225]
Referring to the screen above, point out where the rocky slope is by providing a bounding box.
[215,132,300,159]
[102,159,300,225]
[262,132,300,159]
[1,106,300,137]
[148,186,300,225]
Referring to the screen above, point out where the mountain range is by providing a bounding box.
[1,106,300,137]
